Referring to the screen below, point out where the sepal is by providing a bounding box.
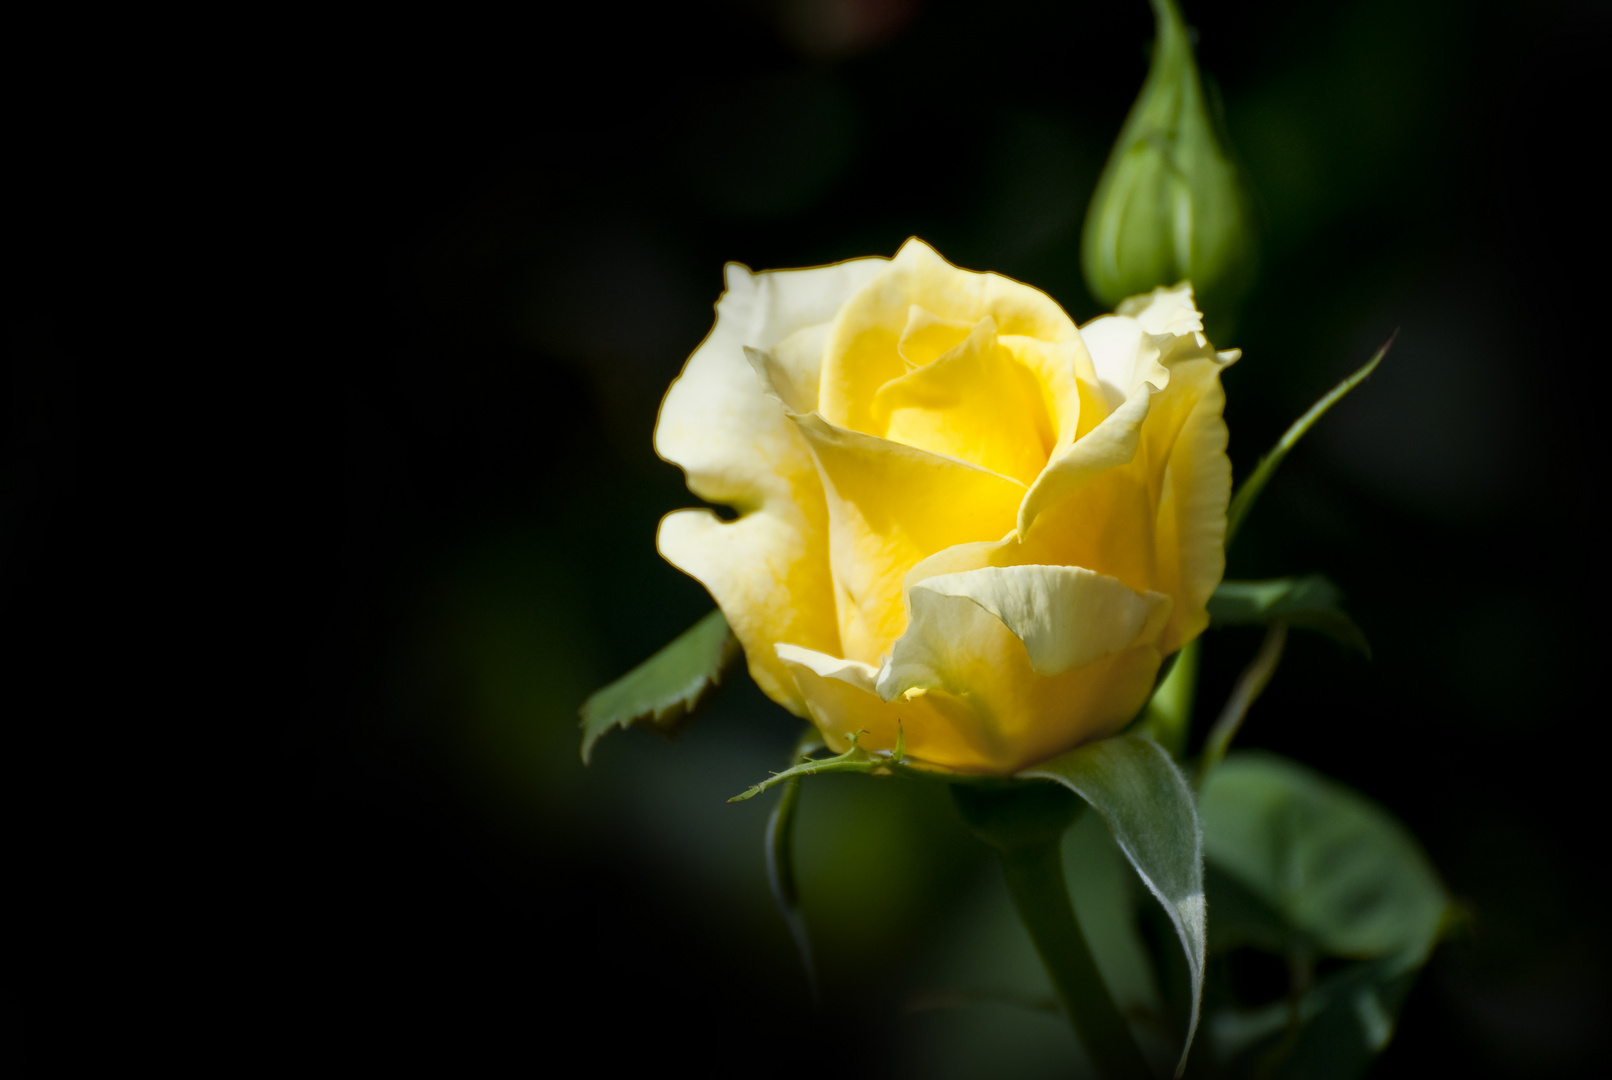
[729,726,907,803]
[1226,337,1391,546]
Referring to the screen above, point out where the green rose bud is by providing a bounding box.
[1082,0,1257,328]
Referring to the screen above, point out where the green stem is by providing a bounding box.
[765,729,822,1001]
[1196,621,1287,786]
[953,784,1153,1080]
[1004,844,1155,1079]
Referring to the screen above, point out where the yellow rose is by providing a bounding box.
[655,239,1236,774]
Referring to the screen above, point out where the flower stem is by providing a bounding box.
[765,729,822,1002]
[952,784,1153,1080]
[1196,620,1287,786]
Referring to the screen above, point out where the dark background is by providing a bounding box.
[9,0,1608,1072]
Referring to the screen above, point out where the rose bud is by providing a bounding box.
[1081,0,1257,329]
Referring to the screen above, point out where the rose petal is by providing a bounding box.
[1145,351,1232,652]
[903,287,1232,660]
[819,238,1085,439]
[867,566,1168,772]
[789,411,1026,666]
[891,565,1171,678]
[896,304,976,369]
[1018,336,1232,653]
[775,642,990,767]
[1116,281,1203,336]
[1078,283,1197,419]
[656,257,886,712]
[873,315,1054,485]
[1017,379,1156,536]
[1079,315,1160,414]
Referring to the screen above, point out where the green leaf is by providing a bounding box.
[578,608,739,764]
[1208,954,1420,1079]
[1200,752,1446,962]
[1201,862,1291,957]
[1020,734,1206,1076]
[1198,752,1449,1075]
[1209,576,1370,657]
[1225,337,1392,546]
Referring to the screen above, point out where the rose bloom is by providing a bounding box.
[655,239,1236,773]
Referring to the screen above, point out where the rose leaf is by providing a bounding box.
[1198,752,1452,1074]
[1225,336,1393,546]
[578,608,739,764]
[1209,575,1370,657]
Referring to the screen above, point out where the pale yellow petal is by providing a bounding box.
[1014,334,1232,652]
[1018,377,1155,541]
[1077,284,1195,424]
[899,532,1017,602]
[895,565,1171,678]
[656,257,887,508]
[659,507,839,714]
[1146,352,1231,653]
[654,256,886,713]
[743,329,826,416]
[1079,315,1155,413]
[1116,281,1202,336]
[872,571,1167,773]
[776,643,988,767]
[790,412,1026,666]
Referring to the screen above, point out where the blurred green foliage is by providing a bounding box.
[1198,753,1449,1078]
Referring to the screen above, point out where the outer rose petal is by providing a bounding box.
[1079,314,1167,415]
[775,643,986,767]
[884,565,1172,679]
[1118,281,1204,336]
[1145,350,1233,652]
[1016,379,1156,535]
[1019,330,1231,654]
[853,565,1169,773]
[655,257,887,713]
